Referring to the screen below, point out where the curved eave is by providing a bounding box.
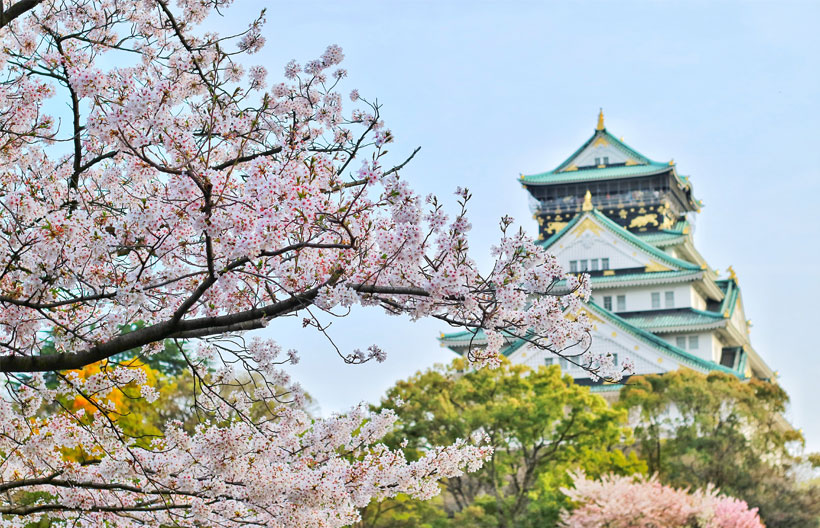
[635,321,727,333]
[586,302,741,377]
[550,271,703,296]
[636,230,690,248]
[590,270,703,290]
[521,163,670,186]
[587,210,702,271]
[618,306,729,334]
[645,235,688,248]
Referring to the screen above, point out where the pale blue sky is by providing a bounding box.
[227,1,820,450]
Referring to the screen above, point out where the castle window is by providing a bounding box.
[720,349,737,368]
[603,296,612,310]
[569,260,578,273]
[612,353,618,366]
[544,357,554,366]
[580,259,589,272]
[603,156,609,165]
[688,335,699,350]
[594,157,601,165]
[676,336,687,349]
[602,258,610,270]
[665,291,675,308]
[590,259,599,271]
[651,292,661,309]
[616,295,626,311]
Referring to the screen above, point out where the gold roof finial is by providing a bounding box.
[727,265,737,281]
[596,108,605,131]
[582,189,593,211]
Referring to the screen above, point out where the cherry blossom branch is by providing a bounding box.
[0,0,43,28]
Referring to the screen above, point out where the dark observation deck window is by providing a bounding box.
[533,175,676,214]
[720,348,738,368]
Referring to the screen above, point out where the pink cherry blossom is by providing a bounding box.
[561,472,765,528]
[0,0,597,525]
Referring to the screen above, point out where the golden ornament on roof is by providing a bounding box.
[582,190,593,211]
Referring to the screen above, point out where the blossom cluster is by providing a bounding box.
[561,472,765,528]
[0,0,594,524]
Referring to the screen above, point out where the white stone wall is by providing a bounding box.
[660,331,721,363]
[592,283,695,312]
[507,317,686,379]
[550,221,657,272]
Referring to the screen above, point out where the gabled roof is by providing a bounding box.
[583,301,740,377]
[518,114,693,198]
[539,208,702,272]
[438,301,742,378]
[552,126,653,173]
[519,115,675,186]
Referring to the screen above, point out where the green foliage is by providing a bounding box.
[618,369,820,528]
[359,358,643,528]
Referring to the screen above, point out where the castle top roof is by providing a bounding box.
[520,111,690,192]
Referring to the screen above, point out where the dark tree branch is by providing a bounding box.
[0,0,43,28]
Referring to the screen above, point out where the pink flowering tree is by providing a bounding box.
[0,0,615,526]
[561,472,765,528]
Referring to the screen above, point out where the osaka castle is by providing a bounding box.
[439,111,774,391]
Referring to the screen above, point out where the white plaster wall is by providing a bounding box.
[690,287,708,310]
[660,331,720,363]
[551,229,648,272]
[710,333,723,363]
[507,318,684,380]
[592,283,695,312]
[729,294,748,338]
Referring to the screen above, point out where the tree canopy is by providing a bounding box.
[364,359,644,528]
[0,0,608,525]
[618,370,820,528]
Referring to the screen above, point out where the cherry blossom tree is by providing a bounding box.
[0,0,606,526]
[561,472,765,528]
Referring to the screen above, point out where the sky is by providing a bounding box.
[216,1,819,450]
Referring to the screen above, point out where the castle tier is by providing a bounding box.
[439,112,773,396]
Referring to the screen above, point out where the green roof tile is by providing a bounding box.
[547,270,703,293]
[519,127,694,202]
[635,221,691,247]
[585,302,740,377]
[716,278,740,317]
[618,308,726,332]
[440,302,742,378]
[521,162,671,185]
[589,270,701,286]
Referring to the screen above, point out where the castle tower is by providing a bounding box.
[439,112,773,393]
[523,109,700,239]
